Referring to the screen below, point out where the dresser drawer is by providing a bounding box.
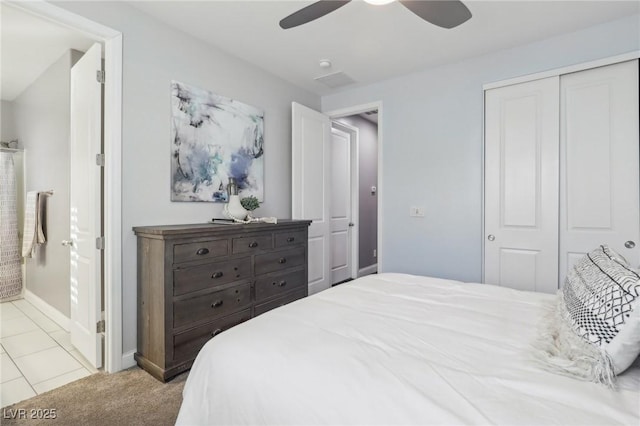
[174,257,251,296]
[254,289,306,316]
[255,269,306,302]
[173,283,252,328]
[232,234,273,254]
[173,239,228,264]
[255,246,305,275]
[173,309,251,361]
[275,230,306,248]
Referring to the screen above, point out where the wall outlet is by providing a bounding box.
[410,206,425,217]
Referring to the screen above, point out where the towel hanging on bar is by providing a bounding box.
[22,190,52,258]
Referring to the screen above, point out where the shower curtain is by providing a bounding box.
[0,151,23,300]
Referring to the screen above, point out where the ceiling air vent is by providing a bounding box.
[314,71,356,89]
[360,110,378,124]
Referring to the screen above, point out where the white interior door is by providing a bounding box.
[69,43,103,368]
[484,76,560,293]
[292,102,331,295]
[559,60,640,283]
[330,126,352,284]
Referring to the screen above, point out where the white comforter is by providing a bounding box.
[176,273,640,425]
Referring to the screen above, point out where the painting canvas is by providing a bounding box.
[171,81,264,202]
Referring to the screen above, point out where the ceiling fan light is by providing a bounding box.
[363,0,395,5]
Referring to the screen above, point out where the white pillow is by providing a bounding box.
[535,245,640,386]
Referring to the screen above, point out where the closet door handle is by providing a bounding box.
[487,235,495,241]
[625,241,636,249]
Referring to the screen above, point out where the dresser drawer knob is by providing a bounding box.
[196,248,210,256]
[278,280,287,287]
[211,271,224,279]
[249,241,259,248]
[211,300,224,308]
[278,258,287,264]
[211,328,222,337]
[286,237,295,242]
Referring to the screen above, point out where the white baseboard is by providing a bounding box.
[24,289,70,331]
[358,264,378,277]
[122,350,136,369]
[308,281,331,295]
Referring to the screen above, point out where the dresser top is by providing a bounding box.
[133,219,311,236]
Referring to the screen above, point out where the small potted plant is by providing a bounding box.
[240,196,260,216]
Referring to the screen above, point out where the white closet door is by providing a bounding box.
[484,77,560,293]
[559,60,640,284]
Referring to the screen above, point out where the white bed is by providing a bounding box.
[176,273,640,425]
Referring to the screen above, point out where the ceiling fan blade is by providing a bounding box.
[399,0,471,29]
[279,1,351,29]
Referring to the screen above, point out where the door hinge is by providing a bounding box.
[97,319,105,333]
[96,153,105,167]
[96,236,105,250]
[96,70,105,84]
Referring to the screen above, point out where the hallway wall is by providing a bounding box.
[337,115,378,271]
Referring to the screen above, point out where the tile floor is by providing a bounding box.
[0,299,98,408]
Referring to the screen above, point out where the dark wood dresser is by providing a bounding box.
[133,220,311,381]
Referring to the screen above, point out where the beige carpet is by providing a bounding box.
[2,367,187,426]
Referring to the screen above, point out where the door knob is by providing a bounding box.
[487,235,495,241]
[625,241,636,249]
[348,222,355,227]
[61,240,73,247]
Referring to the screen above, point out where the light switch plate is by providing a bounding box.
[410,207,425,217]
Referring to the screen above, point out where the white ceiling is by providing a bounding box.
[1,4,95,101]
[130,1,639,95]
[2,2,636,101]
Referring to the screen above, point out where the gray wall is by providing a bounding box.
[57,1,321,356]
[12,50,83,316]
[322,14,640,283]
[1,100,18,141]
[337,116,378,270]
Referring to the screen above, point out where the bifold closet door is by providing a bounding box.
[559,60,640,285]
[484,77,560,293]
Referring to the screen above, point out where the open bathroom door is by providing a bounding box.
[68,42,103,368]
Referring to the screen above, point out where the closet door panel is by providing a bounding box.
[484,77,560,293]
[502,96,538,227]
[559,60,640,284]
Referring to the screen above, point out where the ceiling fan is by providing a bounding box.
[279,0,472,30]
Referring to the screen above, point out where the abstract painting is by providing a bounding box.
[170,81,264,202]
